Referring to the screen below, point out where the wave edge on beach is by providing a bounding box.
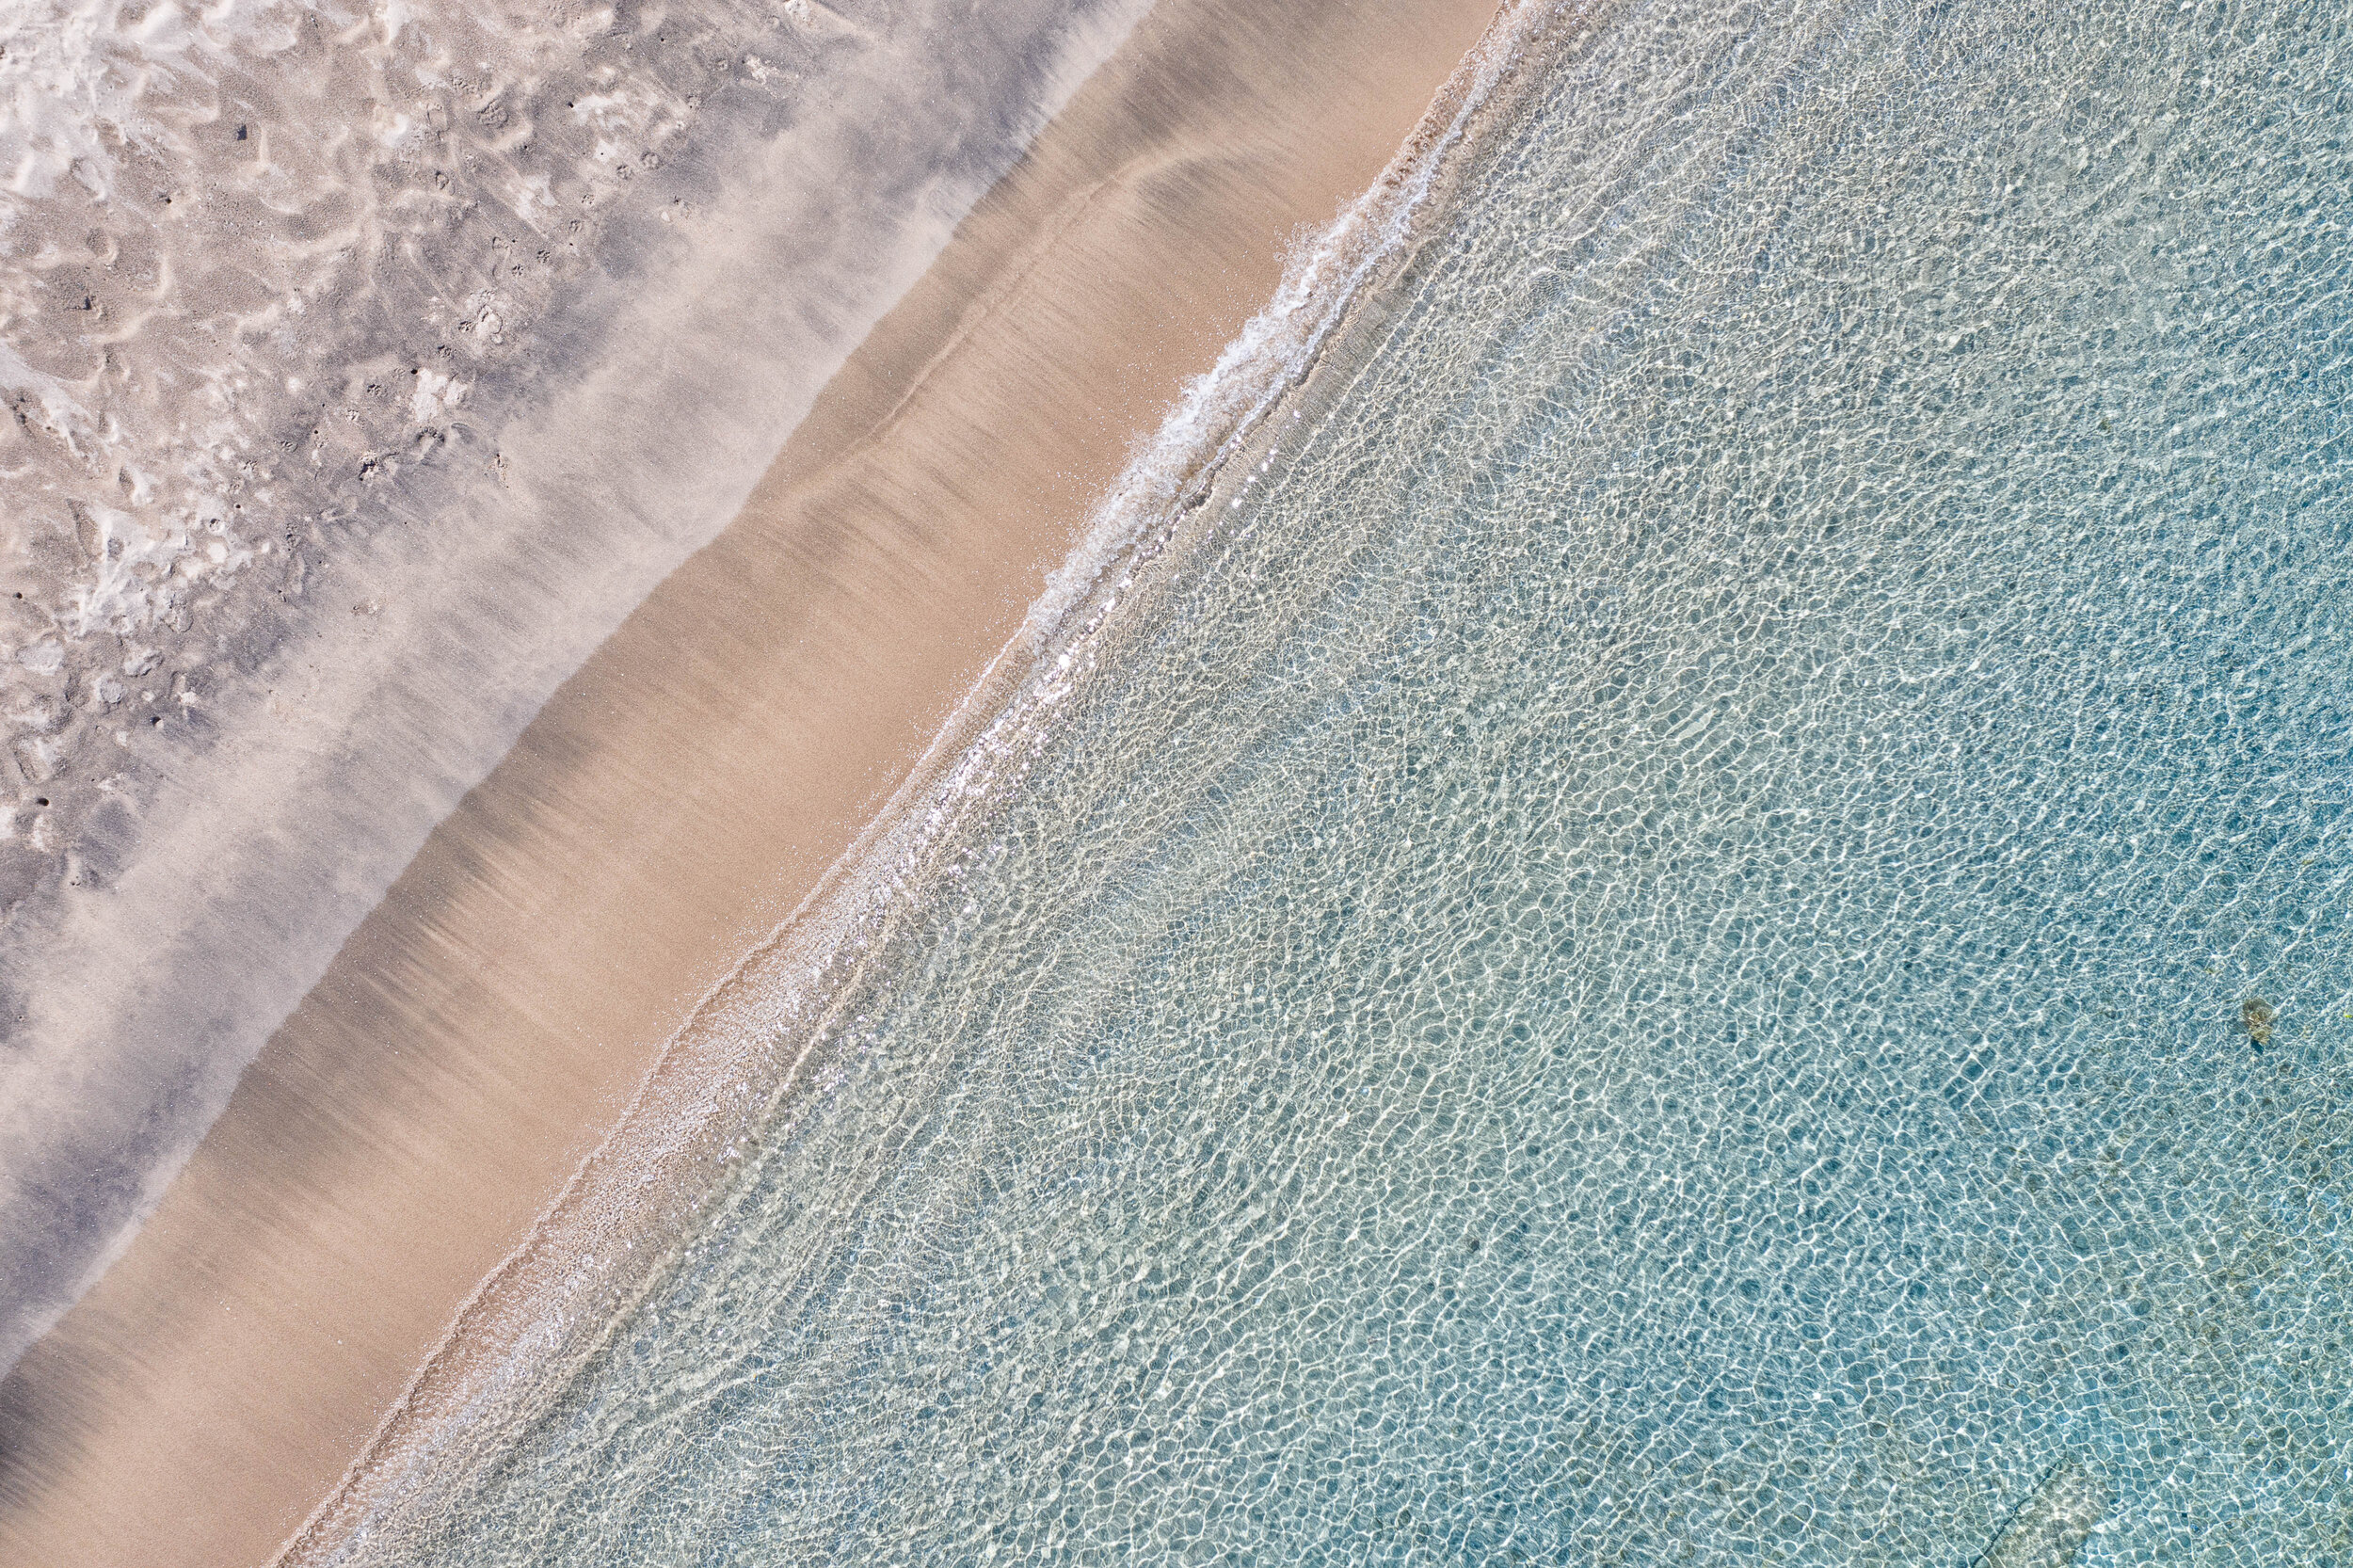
[267,4,1575,1561]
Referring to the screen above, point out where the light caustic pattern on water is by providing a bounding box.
[368,0,2352,1562]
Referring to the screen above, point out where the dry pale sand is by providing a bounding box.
[0,1,1503,1563]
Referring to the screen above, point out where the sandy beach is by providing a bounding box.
[0,1,1501,1562]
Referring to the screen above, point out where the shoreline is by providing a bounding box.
[287,7,1581,1556]
[0,1,1511,1563]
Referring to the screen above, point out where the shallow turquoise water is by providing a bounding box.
[370,0,2353,1561]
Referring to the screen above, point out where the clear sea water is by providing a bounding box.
[358,0,2353,1561]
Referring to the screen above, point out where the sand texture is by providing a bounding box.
[0,0,1503,1562]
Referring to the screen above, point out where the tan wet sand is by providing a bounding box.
[0,1,1505,1563]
